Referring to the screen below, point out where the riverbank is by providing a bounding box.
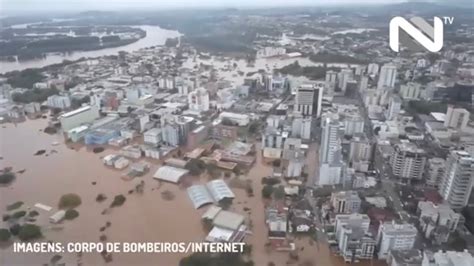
[0,25,182,74]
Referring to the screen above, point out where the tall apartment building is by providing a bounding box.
[377,63,397,90]
[335,213,375,263]
[417,201,460,244]
[426,158,446,188]
[59,105,100,132]
[294,84,323,117]
[338,68,353,92]
[444,105,470,131]
[331,191,361,214]
[188,87,210,112]
[367,63,379,77]
[359,75,369,91]
[325,70,338,93]
[399,82,422,100]
[320,115,341,164]
[291,114,312,140]
[390,142,427,181]
[343,115,365,136]
[319,114,345,186]
[386,95,402,121]
[439,150,474,209]
[376,221,417,259]
[161,115,193,147]
[349,134,373,163]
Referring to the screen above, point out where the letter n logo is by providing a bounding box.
[389,16,443,52]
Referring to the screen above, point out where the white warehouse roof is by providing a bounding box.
[213,210,245,231]
[206,179,235,202]
[153,166,189,183]
[187,185,214,209]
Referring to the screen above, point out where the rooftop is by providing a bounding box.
[213,210,245,231]
[153,166,189,183]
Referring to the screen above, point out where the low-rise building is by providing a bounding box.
[335,213,375,262]
[417,201,460,244]
[59,105,100,131]
[387,249,423,266]
[331,190,361,214]
[422,250,474,266]
[376,221,417,259]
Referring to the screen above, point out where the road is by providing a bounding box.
[357,90,410,221]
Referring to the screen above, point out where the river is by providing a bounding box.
[0,25,182,74]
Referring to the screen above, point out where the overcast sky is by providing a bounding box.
[1,0,411,14]
[1,0,463,15]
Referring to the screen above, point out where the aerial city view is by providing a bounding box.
[1,0,474,265]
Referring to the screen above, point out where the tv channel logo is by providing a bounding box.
[389,16,453,53]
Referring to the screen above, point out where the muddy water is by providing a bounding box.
[231,143,386,266]
[0,119,204,265]
[0,119,385,266]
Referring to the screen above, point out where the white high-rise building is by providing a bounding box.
[377,63,397,90]
[343,115,365,136]
[325,70,338,93]
[338,68,353,92]
[390,142,427,181]
[294,84,323,117]
[349,134,372,163]
[444,105,470,131]
[400,82,422,100]
[426,158,446,188]
[319,162,344,186]
[188,87,210,112]
[439,150,474,209]
[320,115,341,164]
[59,105,100,131]
[335,213,375,262]
[359,75,369,91]
[319,114,345,186]
[291,115,312,140]
[386,95,402,121]
[376,222,417,259]
[355,65,366,76]
[367,63,379,77]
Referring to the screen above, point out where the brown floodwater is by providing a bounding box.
[0,119,204,265]
[0,119,387,266]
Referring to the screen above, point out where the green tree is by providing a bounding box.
[186,159,206,176]
[58,193,82,209]
[273,185,286,200]
[9,224,21,236]
[28,210,39,217]
[6,201,23,211]
[0,228,11,242]
[110,195,126,208]
[12,88,59,103]
[0,172,15,184]
[262,185,274,199]
[18,224,42,241]
[65,209,79,220]
[6,69,45,89]
[11,210,27,219]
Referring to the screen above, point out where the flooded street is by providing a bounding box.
[0,119,203,265]
[0,119,385,266]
